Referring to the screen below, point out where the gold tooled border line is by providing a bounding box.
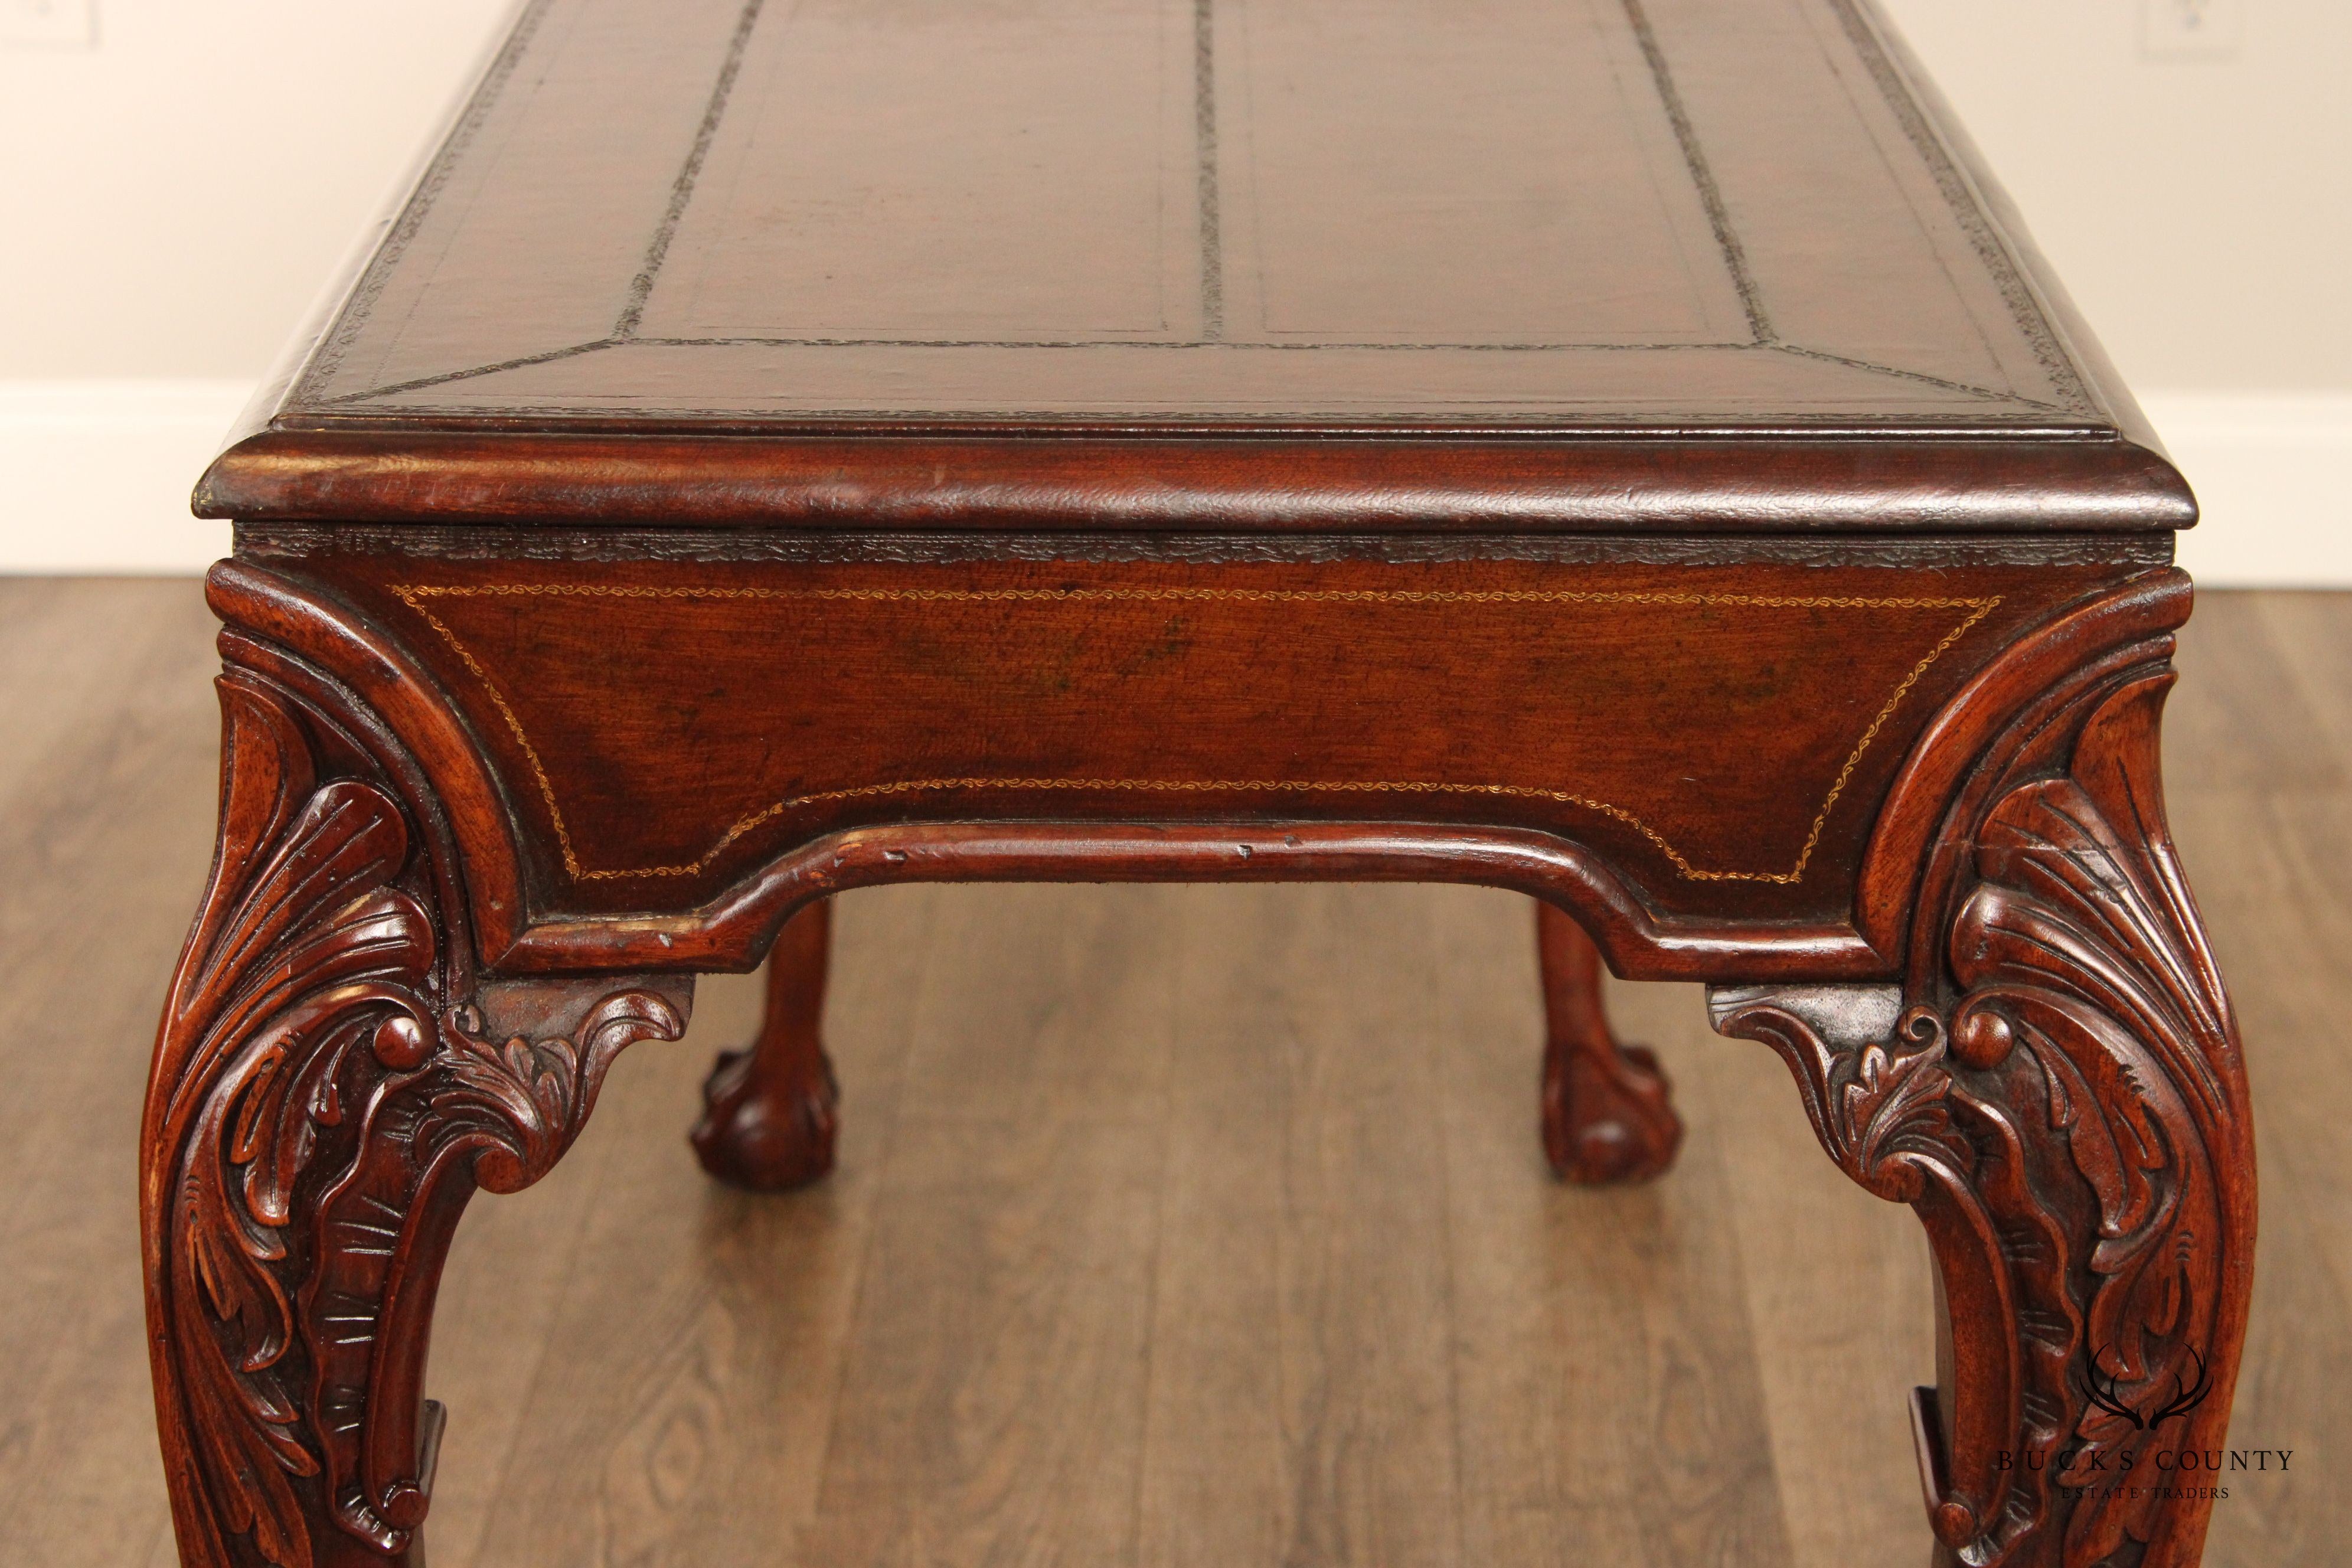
[393,584,2000,885]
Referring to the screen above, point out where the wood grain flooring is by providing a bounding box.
[0,580,2342,1568]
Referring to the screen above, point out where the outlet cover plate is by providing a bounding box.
[0,0,94,47]
[2144,0,2245,59]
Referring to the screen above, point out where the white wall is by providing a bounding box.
[1,0,517,380]
[1877,0,2352,394]
[1876,0,2352,584]
[2,0,2347,579]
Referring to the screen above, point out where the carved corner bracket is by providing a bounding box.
[1712,668,2255,1568]
[141,669,688,1568]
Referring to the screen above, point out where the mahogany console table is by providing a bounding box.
[143,2,2253,1565]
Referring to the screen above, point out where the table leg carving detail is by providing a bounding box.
[692,897,840,1190]
[1713,670,2252,1568]
[1536,900,1683,1183]
[142,674,685,1568]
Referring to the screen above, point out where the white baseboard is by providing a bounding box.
[0,381,243,574]
[2139,393,2352,587]
[0,381,2346,583]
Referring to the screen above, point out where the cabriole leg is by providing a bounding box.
[1713,672,2254,1568]
[692,897,840,1191]
[141,674,687,1568]
[1537,899,1684,1183]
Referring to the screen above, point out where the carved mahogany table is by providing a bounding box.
[145,3,2253,1566]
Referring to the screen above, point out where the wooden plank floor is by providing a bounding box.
[0,580,2343,1568]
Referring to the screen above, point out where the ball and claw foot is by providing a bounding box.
[691,1043,840,1191]
[1541,1035,1684,1185]
[1536,900,1684,1185]
[690,899,841,1192]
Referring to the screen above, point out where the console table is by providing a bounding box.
[142,2,2253,1565]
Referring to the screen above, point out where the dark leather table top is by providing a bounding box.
[199,0,2190,537]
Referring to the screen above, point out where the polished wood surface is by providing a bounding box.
[199,434,2195,534]
[155,551,2250,1568]
[202,553,2165,971]
[142,5,2249,1565]
[254,550,2125,931]
[194,0,2190,530]
[5,584,2330,1567]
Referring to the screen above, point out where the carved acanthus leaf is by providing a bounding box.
[152,686,435,1568]
[431,992,683,1195]
[1710,994,1969,1204]
[1711,675,2250,1568]
[1943,681,2243,1568]
[149,680,685,1568]
[303,989,682,1553]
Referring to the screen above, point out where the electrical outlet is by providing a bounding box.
[2144,0,2243,59]
[0,0,95,48]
